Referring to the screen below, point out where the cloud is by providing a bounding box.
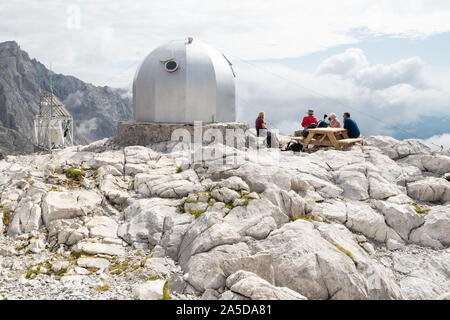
[423,133,450,151]
[236,48,450,138]
[2,1,450,86]
[317,48,369,76]
[317,48,426,89]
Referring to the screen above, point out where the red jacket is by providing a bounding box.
[302,115,318,128]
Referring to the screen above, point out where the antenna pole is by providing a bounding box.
[49,63,53,94]
[49,64,53,118]
[37,65,41,94]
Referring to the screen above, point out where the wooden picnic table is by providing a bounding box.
[292,128,362,151]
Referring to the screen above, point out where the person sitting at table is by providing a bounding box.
[255,111,267,137]
[255,111,279,148]
[301,109,319,138]
[343,112,361,138]
[301,109,319,129]
[329,113,341,128]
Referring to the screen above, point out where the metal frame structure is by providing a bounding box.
[33,93,73,151]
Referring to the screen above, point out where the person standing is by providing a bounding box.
[301,109,319,129]
[343,112,361,138]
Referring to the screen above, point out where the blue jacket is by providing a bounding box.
[344,118,360,138]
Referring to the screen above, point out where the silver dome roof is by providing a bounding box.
[133,38,236,123]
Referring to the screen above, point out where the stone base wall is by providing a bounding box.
[113,121,250,147]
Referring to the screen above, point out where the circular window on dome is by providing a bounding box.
[165,60,178,73]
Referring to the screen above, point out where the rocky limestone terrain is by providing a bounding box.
[0,135,449,300]
[0,41,132,155]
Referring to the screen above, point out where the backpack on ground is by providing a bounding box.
[283,141,303,152]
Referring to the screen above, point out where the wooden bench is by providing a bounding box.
[337,138,363,146]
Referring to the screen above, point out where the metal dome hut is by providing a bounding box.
[115,37,248,147]
[133,37,236,123]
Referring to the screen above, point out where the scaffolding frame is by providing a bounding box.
[33,93,73,151]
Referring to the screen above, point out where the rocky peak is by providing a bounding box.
[0,41,22,58]
[0,40,19,49]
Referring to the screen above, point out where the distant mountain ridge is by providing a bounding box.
[0,40,132,155]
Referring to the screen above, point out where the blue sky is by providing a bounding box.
[0,0,449,147]
[262,32,450,72]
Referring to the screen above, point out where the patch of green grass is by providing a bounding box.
[398,202,431,214]
[188,209,204,219]
[176,167,183,174]
[49,267,68,277]
[70,251,83,259]
[146,275,162,281]
[411,203,431,214]
[290,215,318,223]
[25,178,35,186]
[26,254,78,279]
[241,194,250,206]
[25,268,40,279]
[95,283,111,293]
[185,199,200,204]
[333,243,358,267]
[416,207,431,214]
[140,255,152,267]
[67,252,96,265]
[160,281,171,300]
[87,267,100,274]
[131,264,141,272]
[26,259,52,278]
[108,257,132,275]
[2,209,11,235]
[65,167,85,182]
[322,217,331,224]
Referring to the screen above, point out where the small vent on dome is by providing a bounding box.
[165,60,178,73]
